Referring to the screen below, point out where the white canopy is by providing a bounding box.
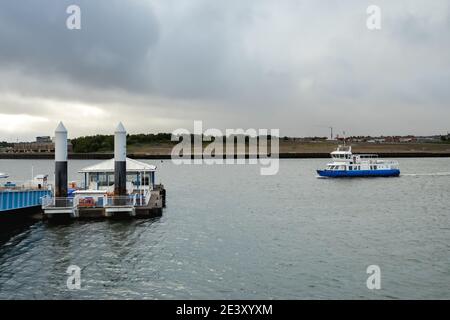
[79,158,156,173]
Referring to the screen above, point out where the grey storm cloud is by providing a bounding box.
[0,0,449,140]
[0,0,158,92]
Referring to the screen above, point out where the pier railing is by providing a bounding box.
[42,196,75,208]
[103,192,150,207]
[135,190,151,207]
[0,185,52,192]
[42,192,150,210]
[105,196,136,207]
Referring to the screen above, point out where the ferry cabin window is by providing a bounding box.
[124,173,150,186]
[87,173,110,186]
[98,174,108,187]
[107,173,114,186]
[127,173,138,184]
[89,174,99,185]
[349,166,353,170]
[141,175,149,186]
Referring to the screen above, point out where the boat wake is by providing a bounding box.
[401,172,450,177]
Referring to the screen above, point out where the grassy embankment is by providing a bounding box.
[127,140,450,155]
[2,135,449,158]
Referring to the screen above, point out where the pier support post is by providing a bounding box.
[114,122,127,198]
[55,122,68,201]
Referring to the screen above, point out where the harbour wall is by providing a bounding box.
[1,152,450,160]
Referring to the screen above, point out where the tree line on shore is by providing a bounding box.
[1,133,449,153]
[71,133,173,153]
[70,133,276,153]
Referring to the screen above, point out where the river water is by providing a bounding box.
[0,158,449,299]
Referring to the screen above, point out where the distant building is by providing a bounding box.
[11,136,72,153]
[416,136,442,143]
[36,136,52,143]
[399,137,416,143]
[341,135,419,144]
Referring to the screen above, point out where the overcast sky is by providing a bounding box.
[0,0,449,141]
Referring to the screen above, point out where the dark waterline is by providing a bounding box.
[0,158,449,299]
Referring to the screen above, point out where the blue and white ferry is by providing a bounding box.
[317,145,400,178]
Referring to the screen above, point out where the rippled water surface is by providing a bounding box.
[0,158,449,299]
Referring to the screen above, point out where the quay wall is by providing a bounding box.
[1,152,450,160]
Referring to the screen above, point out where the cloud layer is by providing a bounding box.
[0,0,449,140]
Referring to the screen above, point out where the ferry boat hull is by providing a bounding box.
[317,169,400,178]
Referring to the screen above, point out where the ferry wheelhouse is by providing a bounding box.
[317,146,400,178]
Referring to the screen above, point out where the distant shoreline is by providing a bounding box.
[3,141,450,159]
[3,140,450,160]
[1,152,450,160]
